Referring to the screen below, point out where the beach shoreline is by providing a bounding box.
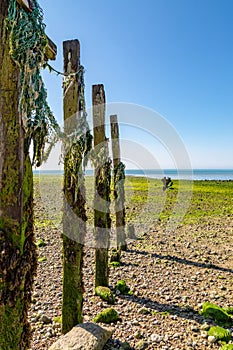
[28,176,233,349]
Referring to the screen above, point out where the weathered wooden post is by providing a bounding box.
[62,39,90,333]
[0,1,36,348]
[110,115,127,251]
[92,84,111,287]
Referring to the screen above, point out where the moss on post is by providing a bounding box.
[110,115,126,251]
[62,39,91,334]
[0,3,36,347]
[92,84,111,288]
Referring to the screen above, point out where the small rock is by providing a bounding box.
[132,319,139,326]
[41,315,52,324]
[150,333,163,342]
[200,323,210,331]
[190,325,199,332]
[200,331,208,338]
[208,335,216,343]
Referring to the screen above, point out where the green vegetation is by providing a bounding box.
[34,175,233,235]
[110,261,121,268]
[53,316,62,324]
[224,307,233,315]
[124,177,233,226]
[208,326,231,342]
[202,302,232,325]
[38,257,47,262]
[95,286,115,304]
[35,239,46,248]
[93,308,119,323]
[221,345,233,350]
[115,280,131,294]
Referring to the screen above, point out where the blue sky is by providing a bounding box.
[39,0,233,169]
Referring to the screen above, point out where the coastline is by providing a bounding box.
[34,169,233,181]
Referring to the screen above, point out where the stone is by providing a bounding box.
[41,315,52,324]
[48,322,112,350]
[207,336,216,343]
[200,323,210,331]
[150,333,163,342]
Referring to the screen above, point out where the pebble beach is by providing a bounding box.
[28,175,233,350]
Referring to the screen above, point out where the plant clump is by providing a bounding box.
[202,302,232,325]
[38,256,47,262]
[93,308,118,324]
[115,280,130,294]
[35,239,46,247]
[208,326,231,342]
[221,345,233,350]
[110,261,121,268]
[95,286,115,304]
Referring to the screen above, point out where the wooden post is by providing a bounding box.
[0,1,36,348]
[62,39,85,333]
[92,84,111,287]
[110,115,127,251]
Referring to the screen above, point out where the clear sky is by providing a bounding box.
[39,0,233,169]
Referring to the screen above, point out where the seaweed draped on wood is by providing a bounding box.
[6,0,60,166]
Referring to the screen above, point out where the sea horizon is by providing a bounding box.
[34,168,233,181]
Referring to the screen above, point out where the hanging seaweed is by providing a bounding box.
[62,65,93,176]
[5,0,60,166]
[114,161,126,206]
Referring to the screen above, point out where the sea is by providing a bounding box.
[34,169,233,181]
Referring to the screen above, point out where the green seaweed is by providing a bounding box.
[110,261,121,268]
[35,239,46,248]
[202,302,232,325]
[115,280,131,294]
[53,316,62,324]
[95,286,115,304]
[38,257,47,262]
[93,308,118,324]
[221,345,233,350]
[208,326,231,342]
[224,307,233,316]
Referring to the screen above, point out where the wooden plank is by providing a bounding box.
[16,0,32,12]
[45,37,57,61]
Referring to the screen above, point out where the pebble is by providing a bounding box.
[29,185,233,350]
[40,315,52,324]
[200,323,210,331]
[208,335,216,343]
[200,331,208,338]
[150,333,163,342]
